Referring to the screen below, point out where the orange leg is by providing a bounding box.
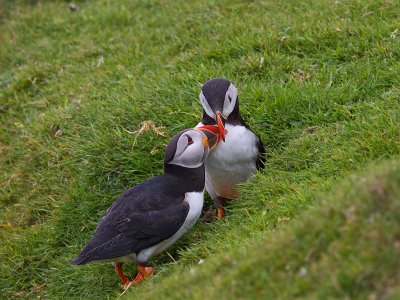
[114,263,130,286]
[215,196,228,219]
[217,207,225,219]
[133,263,154,284]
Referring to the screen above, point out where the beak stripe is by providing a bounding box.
[217,113,226,142]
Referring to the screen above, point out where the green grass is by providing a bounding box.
[1,0,400,299]
[134,160,400,299]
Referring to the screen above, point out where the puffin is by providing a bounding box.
[197,78,265,219]
[72,127,222,287]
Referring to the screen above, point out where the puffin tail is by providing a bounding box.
[71,253,91,265]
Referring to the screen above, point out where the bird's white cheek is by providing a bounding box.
[223,98,236,117]
[223,84,237,117]
[172,145,204,168]
[200,92,215,119]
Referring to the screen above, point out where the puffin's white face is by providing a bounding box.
[222,83,238,118]
[200,90,215,120]
[199,83,238,119]
[168,129,209,168]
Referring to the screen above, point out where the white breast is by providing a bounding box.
[136,191,204,263]
[199,123,259,200]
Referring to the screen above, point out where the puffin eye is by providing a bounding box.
[187,136,194,145]
[228,95,232,103]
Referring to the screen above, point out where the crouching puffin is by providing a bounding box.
[72,127,221,287]
[197,78,265,219]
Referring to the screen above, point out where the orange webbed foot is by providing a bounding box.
[217,207,225,219]
[133,266,154,285]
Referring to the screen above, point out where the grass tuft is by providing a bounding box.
[130,159,400,299]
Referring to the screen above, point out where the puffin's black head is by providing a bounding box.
[199,78,239,141]
[164,129,219,170]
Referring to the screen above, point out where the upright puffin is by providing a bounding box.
[197,78,265,219]
[72,127,221,287]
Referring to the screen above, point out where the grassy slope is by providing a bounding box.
[0,0,399,298]
[135,160,400,300]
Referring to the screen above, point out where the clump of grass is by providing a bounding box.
[1,0,400,298]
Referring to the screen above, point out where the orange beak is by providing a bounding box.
[216,112,226,142]
[196,124,226,150]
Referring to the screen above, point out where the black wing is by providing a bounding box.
[255,133,266,171]
[72,175,189,264]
